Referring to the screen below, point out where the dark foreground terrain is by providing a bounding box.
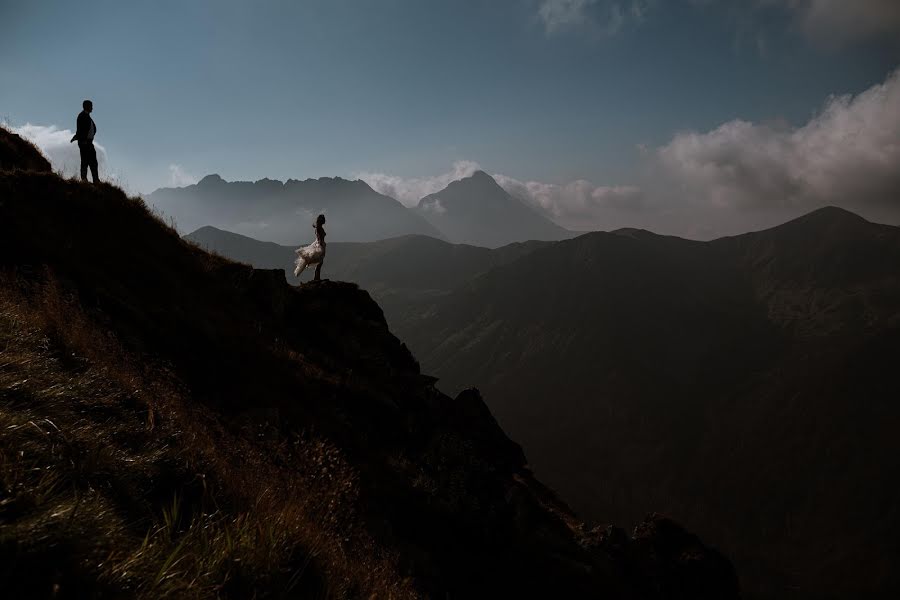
[192,197,900,599]
[396,209,900,600]
[0,129,738,598]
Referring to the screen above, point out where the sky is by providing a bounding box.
[2,0,899,238]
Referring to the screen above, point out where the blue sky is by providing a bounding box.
[2,0,899,236]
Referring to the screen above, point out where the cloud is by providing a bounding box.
[11,123,110,180]
[768,0,900,45]
[359,68,900,238]
[356,160,482,206]
[493,174,643,228]
[419,198,447,215]
[357,160,642,230]
[656,68,900,215]
[168,164,197,187]
[538,0,596,32]
[537,0,651,35]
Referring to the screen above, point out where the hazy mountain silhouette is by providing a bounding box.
[148,174,444,244]
[415,170,572,248]
[392,207,900,600]
[0,126,739,598]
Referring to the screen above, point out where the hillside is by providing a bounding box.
[393,209,900,600]
[0,128,739,598]
[185,225,550,328]
[0,128,52,173]
[415,171,572,248]
[148,174,444,244]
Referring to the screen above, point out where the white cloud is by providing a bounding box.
[168,163,197,187]
[356,160,482,206]
[356,160,642,230]
[494,174,643,228]
[657,67,900,214]
[11,123,110,180]
[537,0,651,35]
[768,0,900,45]
[419,198,447,215]
[538,0,595,32]
[357,68,900,238]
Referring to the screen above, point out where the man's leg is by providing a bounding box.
[79,144,89,181]
[314,260,323,281]
[88,144,99,183]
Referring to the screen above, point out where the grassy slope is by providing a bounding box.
[0,173,412,598]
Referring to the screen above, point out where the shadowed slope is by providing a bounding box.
[396,207,900,600]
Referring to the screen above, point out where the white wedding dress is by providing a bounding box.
[293,238,325,277]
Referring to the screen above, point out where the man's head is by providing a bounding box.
[83,100,93,113]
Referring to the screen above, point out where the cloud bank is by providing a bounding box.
[358,161,643,230]
[168,164,197,187]
[11,123,110,180]
[657,67,900,216]
[493,175,643,229]
[359,67,900,238]
[357,160,481,207]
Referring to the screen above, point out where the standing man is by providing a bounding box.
[70,100,99,183]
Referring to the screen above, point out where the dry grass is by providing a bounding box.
[0,275,416,599]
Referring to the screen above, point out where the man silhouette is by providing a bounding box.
[70,100,99,183]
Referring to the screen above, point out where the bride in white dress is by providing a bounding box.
[293,214,326,281]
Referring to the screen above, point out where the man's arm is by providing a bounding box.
[71,112,88,143]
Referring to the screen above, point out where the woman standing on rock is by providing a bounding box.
[293,214,327,282]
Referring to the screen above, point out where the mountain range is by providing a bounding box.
[149,170,572,248]
[185,226,550,329]
[188,208,900,600]
[148,174,444,244]
[1,126,739,597]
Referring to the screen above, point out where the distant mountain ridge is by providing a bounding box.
[148,174,444,244]
[185,225,552,329]
[415,170,572,248]
[152,170,576,249]
[393,206,900,600]
[191,206,900,599]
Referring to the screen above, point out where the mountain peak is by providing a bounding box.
[464,169,502,189]
[414,168,570,248]
[773,206,871,235]
[799,205,867,223]
[198,173,225,185]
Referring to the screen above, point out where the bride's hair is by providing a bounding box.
[314,214,326,227]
